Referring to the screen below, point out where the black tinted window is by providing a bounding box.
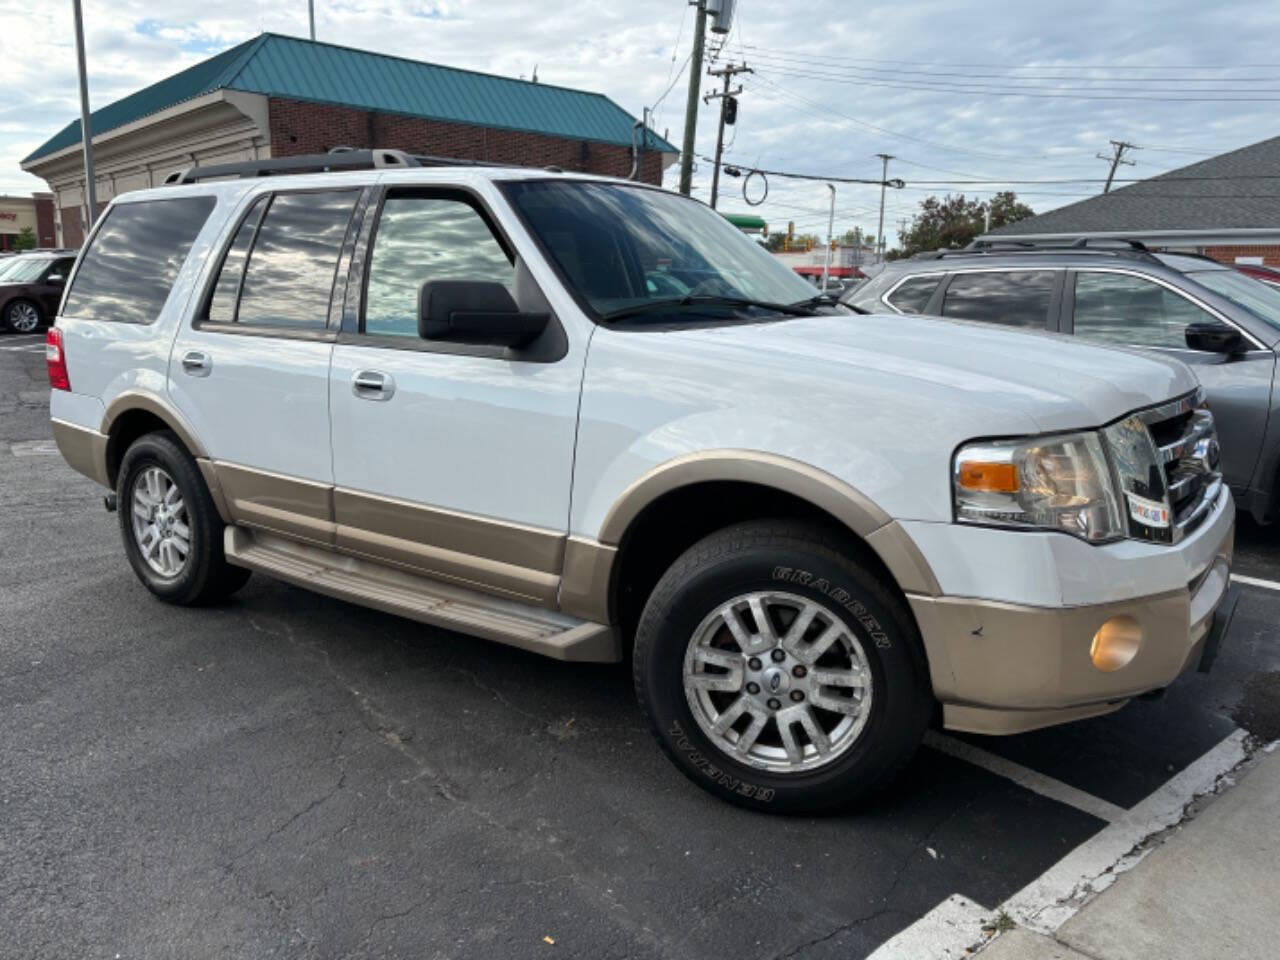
[885,275,941,313]
[941,271,1054,328]
[206,196,268,324]
[1073,272,1215,348]
[235,191,357,329]
[364,195,513,337]
[62,197,215,324]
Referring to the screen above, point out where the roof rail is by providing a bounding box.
[163,147,585,185]
[907,236,1163,264]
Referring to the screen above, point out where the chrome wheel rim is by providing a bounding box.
[683,591,874,774]
[130,466,190,578]
[9,302,39,332]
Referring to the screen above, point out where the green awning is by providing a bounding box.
[721,213,768,233]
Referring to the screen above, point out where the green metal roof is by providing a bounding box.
[23,33,676,165]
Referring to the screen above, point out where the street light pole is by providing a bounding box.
[822,184,835,292]
[71,0,98,230]
[308,0,316,40]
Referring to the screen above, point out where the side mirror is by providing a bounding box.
[418,280,549,348]
[47,274,65,285]
[1184,322,1246,355]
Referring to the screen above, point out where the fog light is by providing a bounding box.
[1091,616,1142,671]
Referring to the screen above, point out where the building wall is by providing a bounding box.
[1202,245,1280,267]
[267,97,666,185]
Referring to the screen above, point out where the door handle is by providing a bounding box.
[181,350,211,377]
[352,369,395,401]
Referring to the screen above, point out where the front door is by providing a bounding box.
[169,188,361,543]
[327,187,584,606]
[1067,269,1276,491]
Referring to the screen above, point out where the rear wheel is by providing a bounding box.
[117,431,250,605]
[633,520,931,814]
[3,299,42,333]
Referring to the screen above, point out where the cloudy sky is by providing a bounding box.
[1,0,1278,246]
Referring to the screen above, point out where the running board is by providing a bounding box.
[224,526,620,662]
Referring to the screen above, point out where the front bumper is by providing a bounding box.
[903,486,1235,735]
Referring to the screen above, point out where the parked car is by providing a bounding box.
[0,251,78,332]
[49,153,1234,812]
[844,241,1280,524]
[1234,262,1280,289]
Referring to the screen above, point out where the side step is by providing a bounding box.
[225,526,620,663]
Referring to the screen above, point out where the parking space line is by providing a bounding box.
[924,731,1126,823]
[1232,573,1280,593]
[872,729,1251,958]
[0,343,45,352]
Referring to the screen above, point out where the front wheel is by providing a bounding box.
[117,431,251,605]
[633,520,932,814]
[3,299,42,333]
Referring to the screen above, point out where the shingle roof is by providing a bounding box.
[23,33,675,164]
[990,134,1280,236]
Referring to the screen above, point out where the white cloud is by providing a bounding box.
[1,0,1278,244]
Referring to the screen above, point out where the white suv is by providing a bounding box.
[48,150,1235,812]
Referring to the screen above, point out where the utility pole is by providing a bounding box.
[1097,140,1138,194]
[705,62,750,209]
[875,153,894,263]
[71,0,98,230]
[308,0,316,40]
[678,0,708,197]
[822,184,836,292]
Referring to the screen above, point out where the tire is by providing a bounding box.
[116,431,251,605]
[633,520,932,814]
[3,299,43,333]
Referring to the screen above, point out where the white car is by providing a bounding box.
[48,150,1235,812]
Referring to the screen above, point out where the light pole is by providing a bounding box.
[822,184,835,292]
[308,0,316,40]
[72,0,98,230]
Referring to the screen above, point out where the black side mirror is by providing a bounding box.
[418,280,549,348]
[1184,322,1246,355]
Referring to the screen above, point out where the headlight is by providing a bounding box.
[953,431,1124,542]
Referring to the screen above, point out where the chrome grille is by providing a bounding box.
[1136,393,1222,543]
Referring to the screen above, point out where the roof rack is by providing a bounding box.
[163,147,575,185]
[910,236,1162,264]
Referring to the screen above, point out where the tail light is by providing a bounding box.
[47,327,70,391]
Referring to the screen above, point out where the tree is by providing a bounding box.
[13,226,36,251]
[897,191,1034,257]
[838,227,867,248]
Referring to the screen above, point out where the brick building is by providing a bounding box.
[982,134,1280,265]
[0,193,57,250]
[21,34,677,247]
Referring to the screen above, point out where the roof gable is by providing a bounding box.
[23,33,674,165]
[990,135,1280,236]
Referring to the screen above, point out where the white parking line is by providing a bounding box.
[1232,573,1280,593]
[924,731,1126,823]
[869,729,1252,959]
[0,342,45,352]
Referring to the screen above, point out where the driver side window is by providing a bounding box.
[364,195,515,337]
[1073,272,1217,349]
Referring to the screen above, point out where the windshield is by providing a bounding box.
[502,180,819,321]
[1189,269,1280,332]
[0,258,52,284]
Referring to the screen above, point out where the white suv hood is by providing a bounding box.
[677,312,1198,432]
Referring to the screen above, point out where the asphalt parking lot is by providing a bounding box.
[3,329,1279,960]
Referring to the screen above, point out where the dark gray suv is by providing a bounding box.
[844,242,1280,523]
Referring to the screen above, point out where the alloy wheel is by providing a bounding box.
[130,466,191,578]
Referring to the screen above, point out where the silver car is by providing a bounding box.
[845,241,1280,524]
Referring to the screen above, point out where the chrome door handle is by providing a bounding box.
[181,351,211,377]
[352,369,395,401]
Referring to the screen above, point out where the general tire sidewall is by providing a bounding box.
[117,435,213,603]
[637,538,927,813]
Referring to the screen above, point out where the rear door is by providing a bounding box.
[1064,268,1275,491]
[169,187,364,543]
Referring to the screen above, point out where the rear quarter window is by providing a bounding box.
[884,274,942,313]
[62,196,216,324]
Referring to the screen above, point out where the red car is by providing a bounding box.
[1234,263,1280,289]
[0,251,77,333]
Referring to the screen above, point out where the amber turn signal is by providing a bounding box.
[957,460,1019,493]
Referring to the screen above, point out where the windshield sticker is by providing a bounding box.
[1126,492,1170,528]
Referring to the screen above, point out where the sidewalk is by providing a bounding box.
[979,744,1280,960]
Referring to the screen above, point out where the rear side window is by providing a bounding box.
[62,196,215,324]
[884,275,941,313]
[941,271,1055,329]
[207,190,357,330]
